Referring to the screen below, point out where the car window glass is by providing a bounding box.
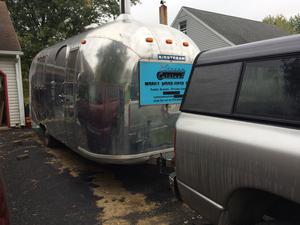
[182,63,242,114]
[236,57,300,121]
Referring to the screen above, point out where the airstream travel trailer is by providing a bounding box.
[29,3,199,164]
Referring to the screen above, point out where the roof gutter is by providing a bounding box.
[0,50,23,56]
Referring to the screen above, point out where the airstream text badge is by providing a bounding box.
[158,54,186,61]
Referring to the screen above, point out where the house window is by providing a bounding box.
[179,20,187,34]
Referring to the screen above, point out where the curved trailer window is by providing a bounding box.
[55,46,67,67]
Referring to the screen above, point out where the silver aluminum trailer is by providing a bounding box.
[29,14,199,164]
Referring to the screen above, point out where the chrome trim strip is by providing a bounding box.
[0,50,23,55]
[78,146,173,160]
[177,179,224,210]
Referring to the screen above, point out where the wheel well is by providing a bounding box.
[223,188,300,225]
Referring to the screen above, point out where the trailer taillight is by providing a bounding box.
[80,39,87,45]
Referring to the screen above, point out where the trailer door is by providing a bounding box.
[52,46,67,143]
[64,48,79,148]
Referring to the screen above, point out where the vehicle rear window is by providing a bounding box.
[235,57,300,121]
[182,63,242,114]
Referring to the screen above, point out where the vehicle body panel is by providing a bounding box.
[174,34,300,224]
[176,113,300,204]
[176,113,300,224]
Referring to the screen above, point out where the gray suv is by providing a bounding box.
[171,35,300,225]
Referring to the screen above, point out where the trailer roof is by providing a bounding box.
[35,14,199,64]
[196,34,300,66]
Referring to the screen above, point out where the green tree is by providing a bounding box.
[290,14,300,34]
[262,15,293,34]
[6,0,140,80]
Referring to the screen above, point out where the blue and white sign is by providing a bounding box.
[139,61,193,106]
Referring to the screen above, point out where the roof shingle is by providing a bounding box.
[0,1,21,51]
[183,6,289,45]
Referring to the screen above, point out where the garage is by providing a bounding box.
[0,1,25,128]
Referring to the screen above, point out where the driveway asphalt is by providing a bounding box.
[0,128,210,225]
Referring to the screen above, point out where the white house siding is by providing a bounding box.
[172,9,231,50]
[0,57,21,127]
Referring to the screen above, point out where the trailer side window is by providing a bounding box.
[66,49,79,81]
[182,63,242,114]
[235,57,300,121]
[130,64,139,100]
[55,46,67,67]
[67,50,78,68]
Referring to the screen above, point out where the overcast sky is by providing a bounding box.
[130,0,300,25]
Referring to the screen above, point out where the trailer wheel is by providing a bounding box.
[44,129,57,147]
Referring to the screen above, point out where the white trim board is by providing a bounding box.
[15,55,25,126]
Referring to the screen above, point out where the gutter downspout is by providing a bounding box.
[15,55,25,126]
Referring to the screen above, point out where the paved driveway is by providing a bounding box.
[0,129,209,225]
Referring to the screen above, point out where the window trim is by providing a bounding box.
[231,62,246,114]
[181,53,300,129]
